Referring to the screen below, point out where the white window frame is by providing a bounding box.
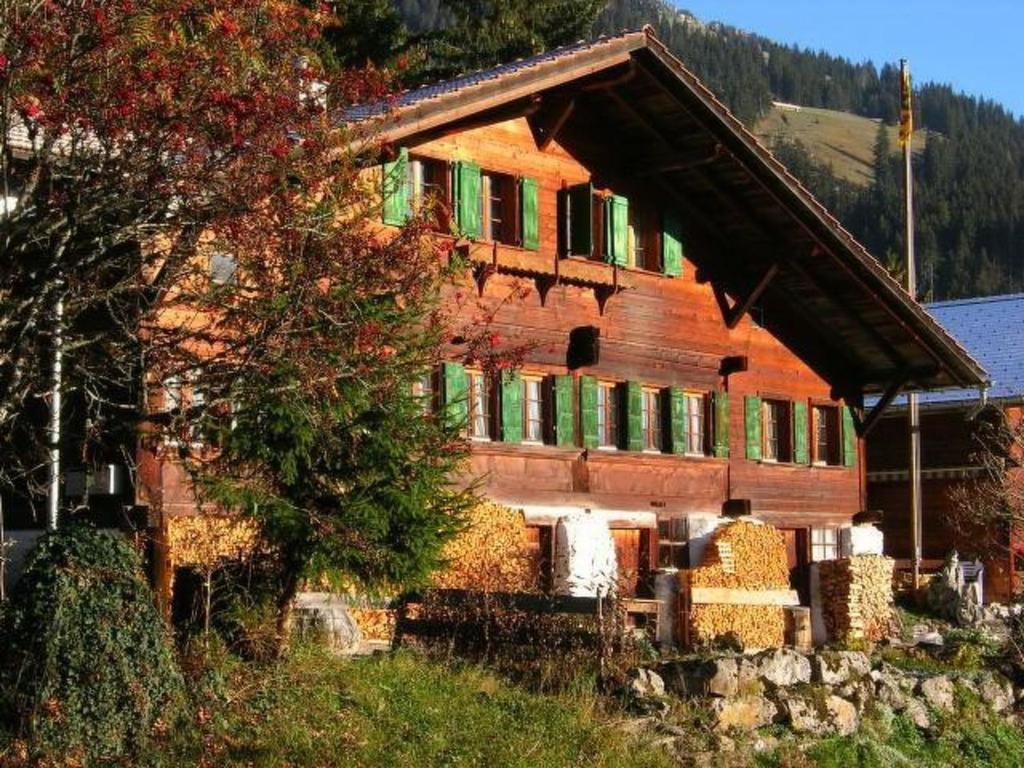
[467,370,491,441]
[684,392,706,456]
[522,375,544,443]
[811,527,839,562]
[641,387,663,453]
[596,381,618,450]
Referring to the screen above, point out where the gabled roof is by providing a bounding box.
[350,27,988,400]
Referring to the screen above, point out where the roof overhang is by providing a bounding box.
[350,28,988,402]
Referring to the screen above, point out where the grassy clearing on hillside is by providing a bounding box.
[166,646,673,768]
[754,105,927,186]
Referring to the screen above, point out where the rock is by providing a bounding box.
[904,698,931,730]
[976,671,1015,713]
[710,695,778,732]
[754,648,812,688]
[826,695,859,735]
[837,679,874,713]
[628,668,666,699]
[811,651,871,685]
[293,592,362,652]
[658,659,708,697]
[779,691,829,735]
[918,675,956,712]
[706,657,739,698]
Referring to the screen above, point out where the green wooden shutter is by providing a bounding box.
[666,387,687,455]
[662,210,684,277]
[793,400,809,465]
[454,160,482,239]
[842,405,857,468]
[623,381,643,451]
[579,375,599,449]
[567,183,593,256]
[520,177,539,250]
[551,375,574,447]
[713,392,730,458]
[604,194,629,266]
[382,147,408,226]
[500,371,522,443]
[441,362,467,429]
[744,395,762,461]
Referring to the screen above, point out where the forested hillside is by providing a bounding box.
[389,0,1024,300]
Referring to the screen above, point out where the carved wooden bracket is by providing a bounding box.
[534,274,557,306]
[722,264,779,329]
[854,375,908,438]
[472,262,496,296]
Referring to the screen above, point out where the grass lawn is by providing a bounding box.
[166,646,674,768]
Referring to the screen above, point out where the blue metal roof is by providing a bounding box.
[906,293,1024,406]
[345,33,637,121]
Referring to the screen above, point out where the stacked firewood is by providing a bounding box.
[431,502,537,593]
[817,555,896,642]
[348,607,396,642]
[687,520,790,649]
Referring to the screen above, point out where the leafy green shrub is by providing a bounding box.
[0,524,184,764]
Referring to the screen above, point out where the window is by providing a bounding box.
[627,205,660,271]
[413,371,435,415]
[162,376,182,412]
[407,156,449,228]
[522,376,544,443]
[641,388,663,452]
[762,399,792,462]
[597,382,619,449]
[467,370,492,440]
[210,252,237,286]
[684,393,706,456]
[813,405,840,465]
[658,517,688,569]
[811,527,839,562]
[481,172,517,245]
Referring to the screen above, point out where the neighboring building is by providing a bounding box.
[867,293,1024,603]
[142,28,986,612]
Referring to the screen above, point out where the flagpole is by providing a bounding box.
[900,59,923,592]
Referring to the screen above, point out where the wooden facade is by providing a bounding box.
[868,404,1023,603]
[141,29,987,609]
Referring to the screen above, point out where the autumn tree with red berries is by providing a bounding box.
[0,0,492,650]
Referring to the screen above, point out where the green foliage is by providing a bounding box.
[0,525,184,764]
[168,646,674,767]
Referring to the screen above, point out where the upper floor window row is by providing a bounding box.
[382,150,684,277]
[430,363,730,458]
[383,150,538,250]
[742,395,856,468]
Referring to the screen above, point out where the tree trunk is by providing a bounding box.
[274,566,303,658]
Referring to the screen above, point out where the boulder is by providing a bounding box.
[754,648,812,688]
[293,592,362,652]
[709,695,778,732]
[777,691,829,735]
[976,671,1015,713]
[825,695,859,735]
[811,651,871,685]
[658,659,708,698]
[917,675,956,712]
[904,698,932,730]
[627,668,666,699]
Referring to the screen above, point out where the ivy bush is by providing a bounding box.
[0,524,184,763]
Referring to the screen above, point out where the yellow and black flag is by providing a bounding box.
[899,63,913,147]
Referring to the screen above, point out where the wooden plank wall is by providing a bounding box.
[414,117,862,528]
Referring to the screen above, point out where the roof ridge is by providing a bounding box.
[928,292,1024,309]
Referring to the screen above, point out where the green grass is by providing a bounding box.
[167,646,674,768]
[754,104,928,186]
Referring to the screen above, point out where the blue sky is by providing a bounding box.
[675,1,1024,117]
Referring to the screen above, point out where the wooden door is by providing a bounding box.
[780,528,811,605]
[612,528,641,597]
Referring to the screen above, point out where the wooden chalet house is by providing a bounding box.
[342,27,986,603]
[868,294,1024,603]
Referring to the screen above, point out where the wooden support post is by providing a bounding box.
[854,376,908,437]
[725,264,778,329]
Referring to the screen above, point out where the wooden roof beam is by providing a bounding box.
[528,95,575,151]
[854,375,908,437]
[721,263,779,329]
